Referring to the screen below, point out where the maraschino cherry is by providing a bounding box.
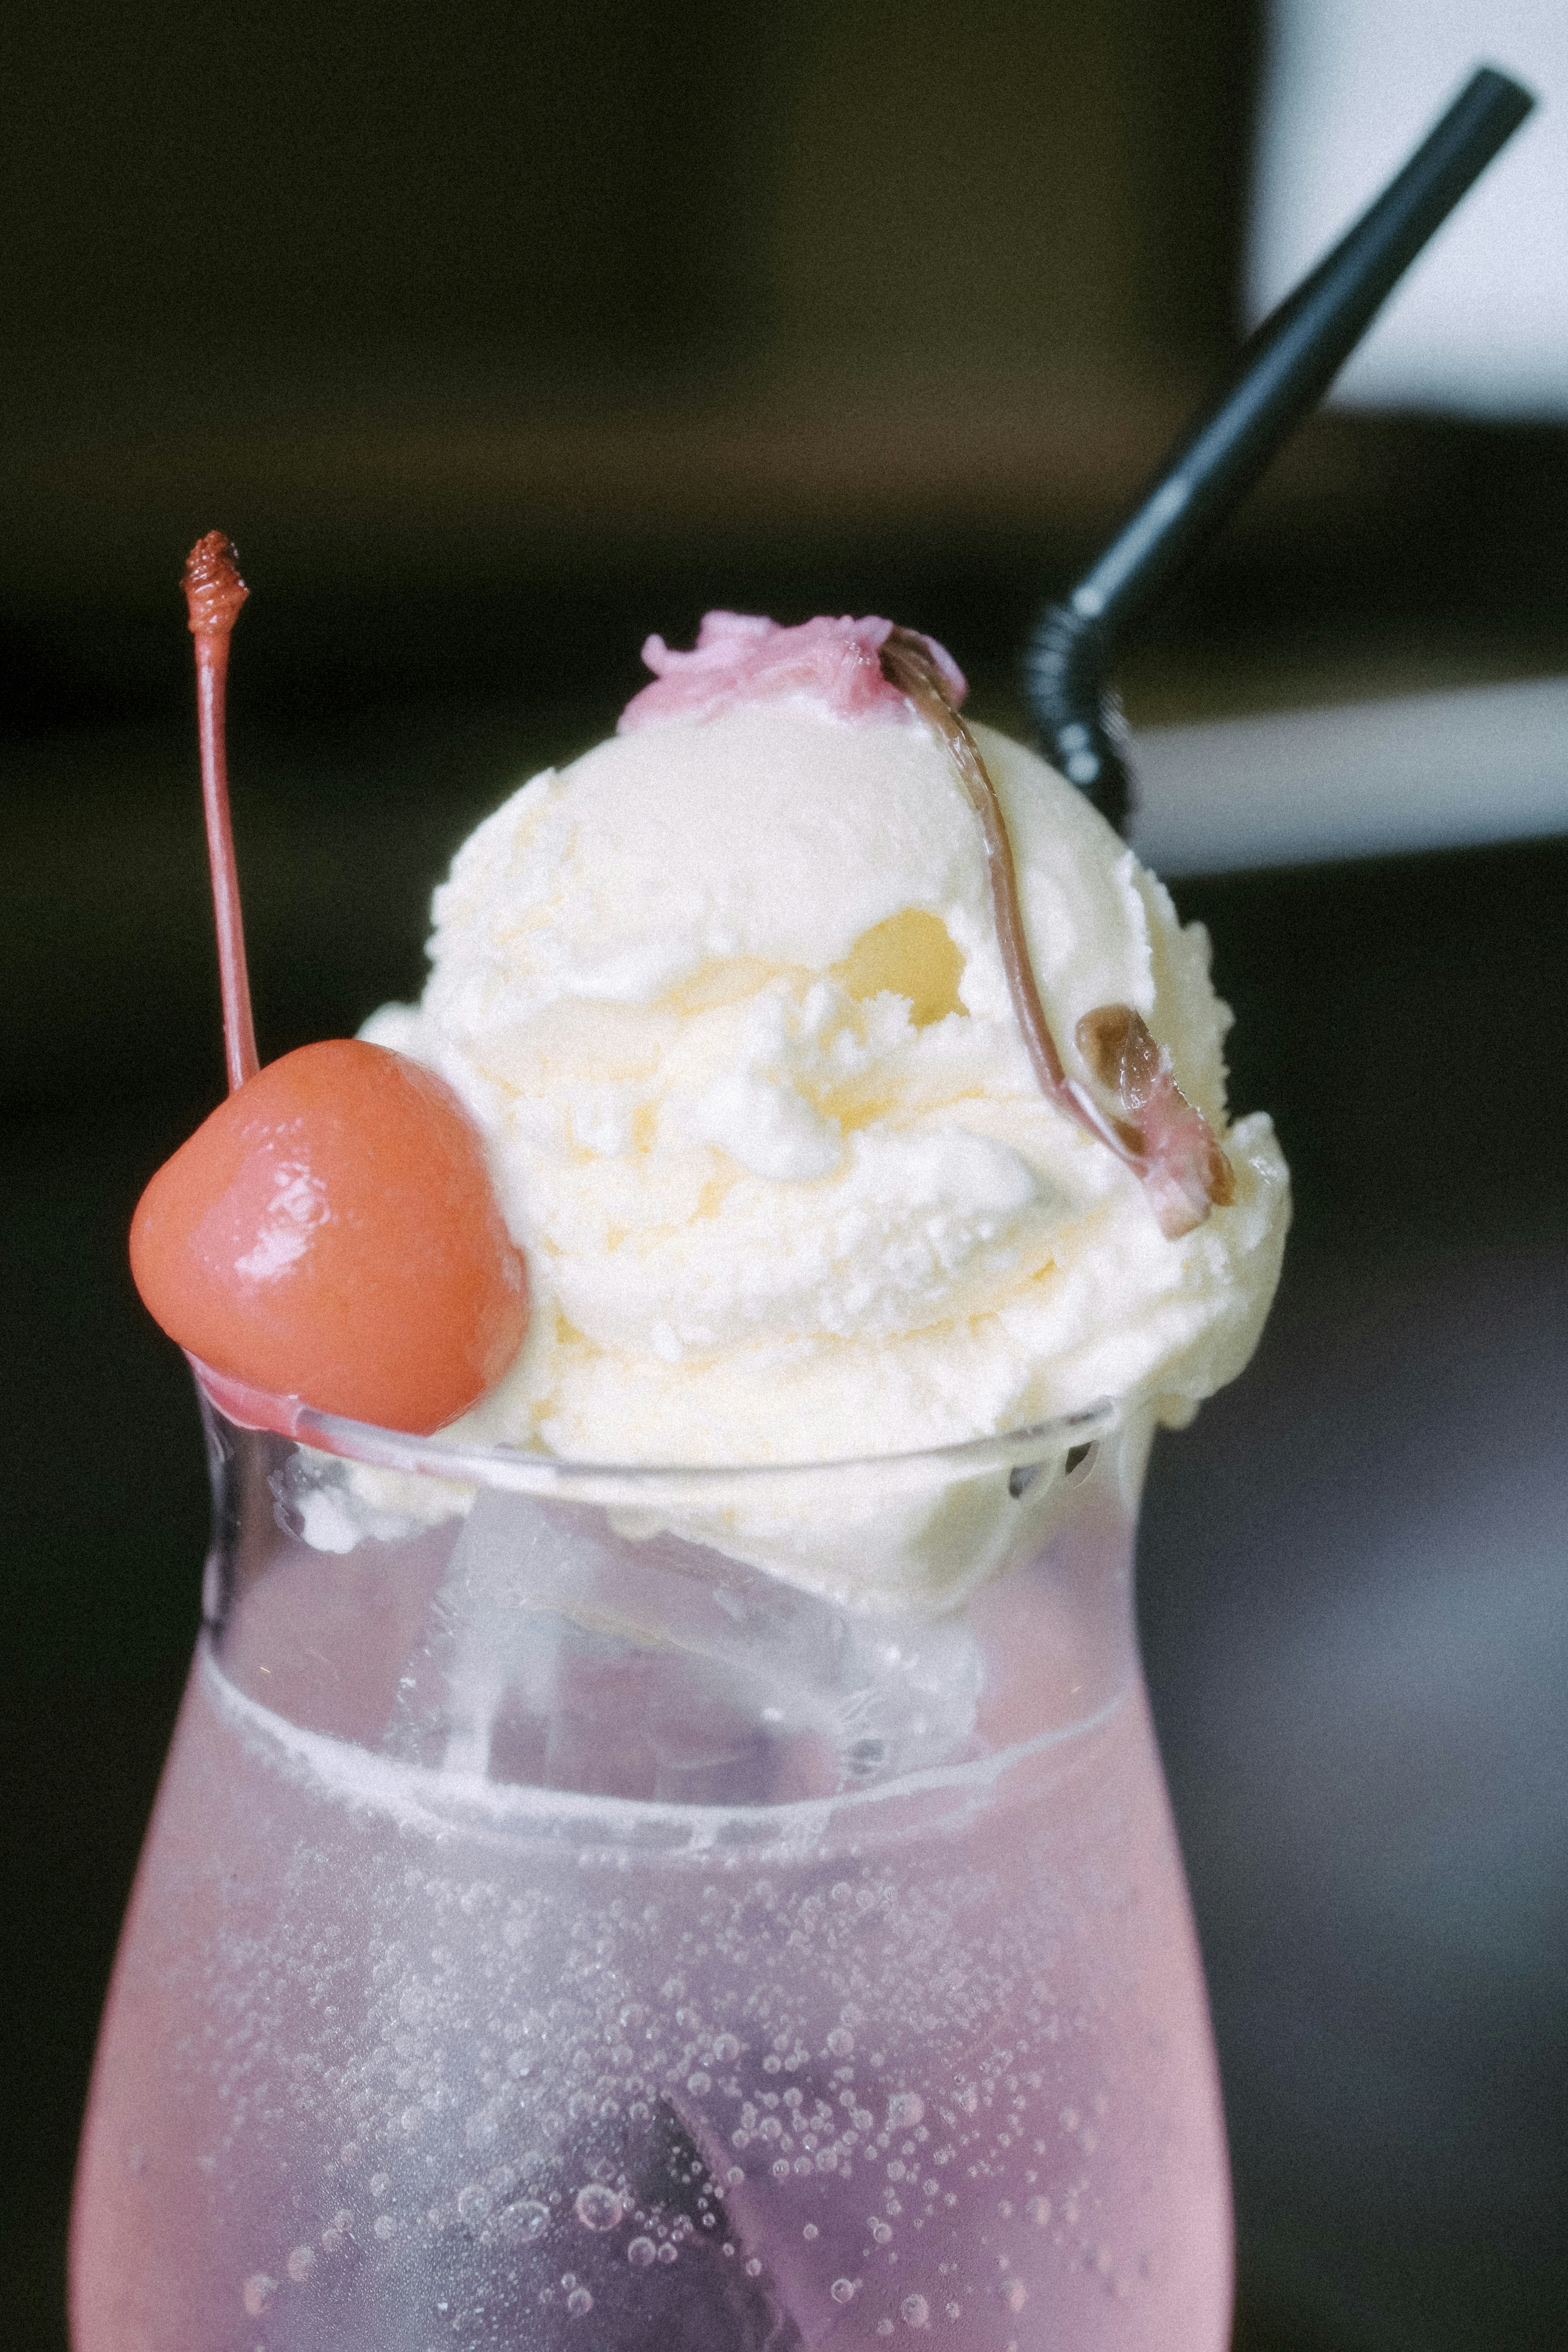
[130,534,528,1435]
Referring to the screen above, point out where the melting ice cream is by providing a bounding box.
[363,614,1288,1482]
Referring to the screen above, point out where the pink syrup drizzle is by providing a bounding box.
[1073,1006,1236,1239]
[618,610,967,733]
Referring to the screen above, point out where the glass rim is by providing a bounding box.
[194,1360,1119,1510]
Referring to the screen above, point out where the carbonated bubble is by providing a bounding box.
[887,2094,924,2130]
[1002,2278,1028,2313]
[566,2287,593,2317]
[831,2278,857,2304]
[826,2027,854,2056]
[1027,2194,1052,2226]
[242,2275,275,2318]
[627,2237,656,2268]
[502,2201,550,2242]
[901,2292,931,2327]
[656,2241,678,2265]
[575,2183,622,2232]
[285,2245,316,2283]
[713,2033,741,2063]
[457,2183,492,2225]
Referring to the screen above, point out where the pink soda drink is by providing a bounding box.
[71,1404,1231,2351]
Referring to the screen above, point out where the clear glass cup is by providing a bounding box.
[71,1388,1232,2350]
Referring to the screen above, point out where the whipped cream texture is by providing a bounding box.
[364,615,1289,1488]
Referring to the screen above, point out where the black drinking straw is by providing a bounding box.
[1023,64,1536,835]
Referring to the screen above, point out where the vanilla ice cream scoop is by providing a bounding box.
[363,613,1288,1487]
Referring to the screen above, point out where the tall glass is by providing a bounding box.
[71,1392,1231,2350]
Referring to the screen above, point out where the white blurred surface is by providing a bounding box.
[1130,675,1568,876]
[1250,2,1564,416]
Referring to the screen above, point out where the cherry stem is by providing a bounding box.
[183,532,257,1094]
[880,630,1086,1120]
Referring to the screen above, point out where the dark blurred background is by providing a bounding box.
[2,4,1565,2348]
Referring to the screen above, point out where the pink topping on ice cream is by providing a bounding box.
[619,610,968,733]
[1075,1005,1236,1240]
